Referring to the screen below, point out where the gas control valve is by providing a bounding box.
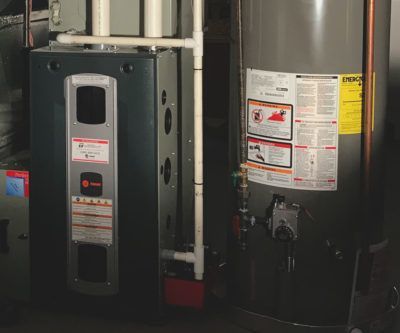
[271,200,300,242]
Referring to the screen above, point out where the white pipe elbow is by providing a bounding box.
[192,31,204,58]
[174,252,196,264]
[56,33,71,44]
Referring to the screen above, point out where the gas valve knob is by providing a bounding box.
[274,225,294,242]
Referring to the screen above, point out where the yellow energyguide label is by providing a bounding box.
[339,73,375,135]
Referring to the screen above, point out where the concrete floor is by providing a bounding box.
[2,306,247,333]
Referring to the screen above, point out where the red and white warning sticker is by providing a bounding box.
[248,100,293,140]
[248,137,292,168]
[71,196,113,245]
[72,138,109,164]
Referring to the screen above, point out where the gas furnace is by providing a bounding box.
[30,47,178,317]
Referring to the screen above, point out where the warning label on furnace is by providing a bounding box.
[246,69,339,191]
[71,196,113,245]
[72,138,109,164]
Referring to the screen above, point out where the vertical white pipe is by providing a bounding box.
[193,0,203,32]
[145,0,163,38]
[194,63,204,281]
[92,0,111,37]
[193,0,204,281]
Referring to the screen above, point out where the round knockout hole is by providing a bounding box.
[162,90,167,105]
[164,158,172,185]
[166,215,172,230]
[121,63,134,74]
[47,60,61,72]
[165,108,172,135]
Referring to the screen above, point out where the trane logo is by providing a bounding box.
[343,76,364,83]
[80,172,103,197]
[82,180,102,188]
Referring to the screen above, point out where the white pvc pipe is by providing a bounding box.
[193,0,205,281]
[193,0,203,33]
[174,252,196,264]
[56,34,195,49]
[92,0,110,37]
[145,0,163,38]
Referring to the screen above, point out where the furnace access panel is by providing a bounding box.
[30,47,178,317]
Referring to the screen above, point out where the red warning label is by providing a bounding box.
[248,137,292,168]
[248,99,293,140]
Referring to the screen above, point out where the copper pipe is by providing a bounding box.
[24,0,33,48]
[237,0,246,166]
[237,0,249,199]
[363,0,375,202]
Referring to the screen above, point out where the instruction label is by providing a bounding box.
[246,69,339,191]
[294,119,338,190]
[248,69,291,101]
[296,75,338,119]
[71,196,113,244]
[339,73,375,134]
[72,138,109,164]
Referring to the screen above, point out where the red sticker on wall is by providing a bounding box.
[6,171,30,198]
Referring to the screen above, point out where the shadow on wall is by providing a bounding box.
[1,0,48,16]
[0,0,23,16]
[388,74,400,140]
[388,0,400,141]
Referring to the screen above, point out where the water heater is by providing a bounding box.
[228,1,396,332]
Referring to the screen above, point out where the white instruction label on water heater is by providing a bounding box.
[246,69,339,191]
[71,196,113,245]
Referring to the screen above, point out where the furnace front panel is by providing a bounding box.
[30,48,178,317]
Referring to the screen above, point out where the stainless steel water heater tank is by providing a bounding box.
[228,1,395,332]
